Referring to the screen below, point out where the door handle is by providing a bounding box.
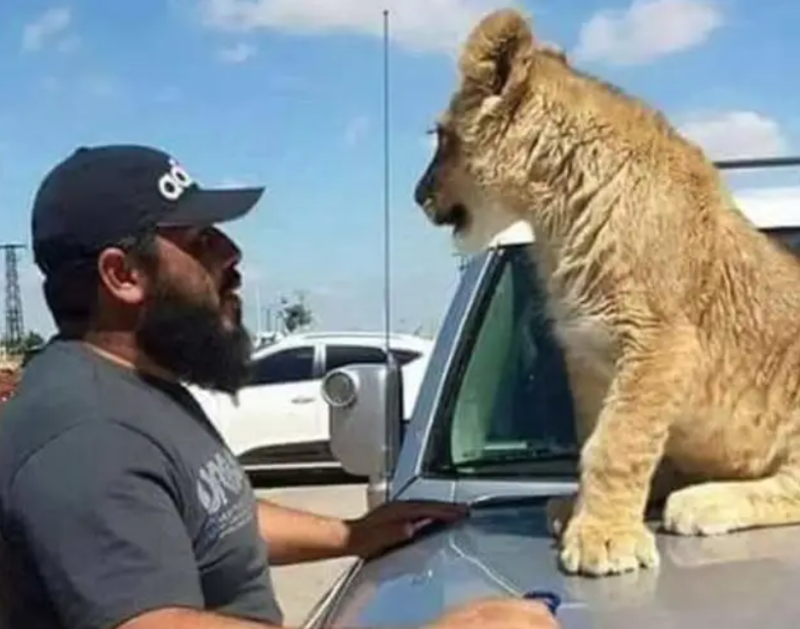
[291,396,315,404]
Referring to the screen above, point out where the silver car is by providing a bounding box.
[311,219,800,629]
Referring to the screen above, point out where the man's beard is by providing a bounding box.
[135,274,253,394]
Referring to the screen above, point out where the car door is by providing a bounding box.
[222,343,325,459]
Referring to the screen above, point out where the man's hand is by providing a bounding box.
[256,498,467,565]
[426,598,560,629]
[345,499,469,559]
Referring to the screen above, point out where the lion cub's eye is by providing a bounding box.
[427,123,455,152]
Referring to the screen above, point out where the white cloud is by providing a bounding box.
[218,42,257,63]
[22,7,72,52]
[343,115,370,147]
[573,0,723,66]
[217,176,260,188]
[17,262,54,338]
[56,34,81,53]
[422,132,437,154]
[677,111,789,160]
[198,0,515,54]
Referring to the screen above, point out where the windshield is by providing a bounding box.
[427,245,580,478]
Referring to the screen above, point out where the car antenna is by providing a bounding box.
[382,7,392,363]
[381,8,403,483]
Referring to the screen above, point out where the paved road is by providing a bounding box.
[257,483,368,626]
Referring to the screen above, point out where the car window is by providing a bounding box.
[325,345,387,372]
[324,345,423,373]
[248,346,316,385]
[428,247,579,477]
[764,227,800,255]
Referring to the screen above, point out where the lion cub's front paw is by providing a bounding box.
[559,516,660,576]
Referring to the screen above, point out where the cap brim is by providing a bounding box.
[160,186,265,227]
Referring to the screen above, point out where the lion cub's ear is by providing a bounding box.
[538,41,567,64]
[458,8,535,99]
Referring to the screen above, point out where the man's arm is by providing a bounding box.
[117,597,561,629]
[255,499,351,565]
[118,608,277,629]
[255,497,471,565]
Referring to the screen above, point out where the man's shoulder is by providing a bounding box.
[0,339,183,486]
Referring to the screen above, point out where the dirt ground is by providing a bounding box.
[257,483,368,626]
[0,368,20,404]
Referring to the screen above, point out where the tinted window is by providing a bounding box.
[428,247,578,478]
[324,345,423,372]
[249,346,315,385]
[764,227,800,255]
[325,345,387,372]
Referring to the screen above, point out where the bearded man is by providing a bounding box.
[0,144,558,629]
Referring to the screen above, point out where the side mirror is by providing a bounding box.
[321,358,404,508]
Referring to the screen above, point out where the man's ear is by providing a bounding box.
[458,8,535,98]
[96,248,147,306]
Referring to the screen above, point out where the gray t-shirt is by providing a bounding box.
[0,338,284,629]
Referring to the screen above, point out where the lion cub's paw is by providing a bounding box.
[662,483,748,536]
[546,494,576,538]
[559,516,659,576]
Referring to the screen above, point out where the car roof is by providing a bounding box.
[732,186,800,229]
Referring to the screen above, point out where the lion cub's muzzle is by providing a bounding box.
[414,162,469,232]
[414,159,437,214]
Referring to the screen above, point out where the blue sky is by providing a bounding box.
[1,0,799,338]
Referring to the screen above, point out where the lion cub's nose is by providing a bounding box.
[414,165,435,209]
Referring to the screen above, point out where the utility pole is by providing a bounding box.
[1,243,26,354]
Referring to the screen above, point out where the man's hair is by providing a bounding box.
[43,229,160,335]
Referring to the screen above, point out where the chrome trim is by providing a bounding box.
[299,559,364,629]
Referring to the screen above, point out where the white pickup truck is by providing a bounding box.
[189,331,433,474]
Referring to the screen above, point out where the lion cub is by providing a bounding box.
[414,7,800,577]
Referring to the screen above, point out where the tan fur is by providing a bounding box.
[414,7,800,577]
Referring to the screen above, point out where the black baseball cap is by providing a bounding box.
[31,143,265,274]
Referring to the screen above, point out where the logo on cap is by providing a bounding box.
[158,157,194,201]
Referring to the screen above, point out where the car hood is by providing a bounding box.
[316,498,800,629]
